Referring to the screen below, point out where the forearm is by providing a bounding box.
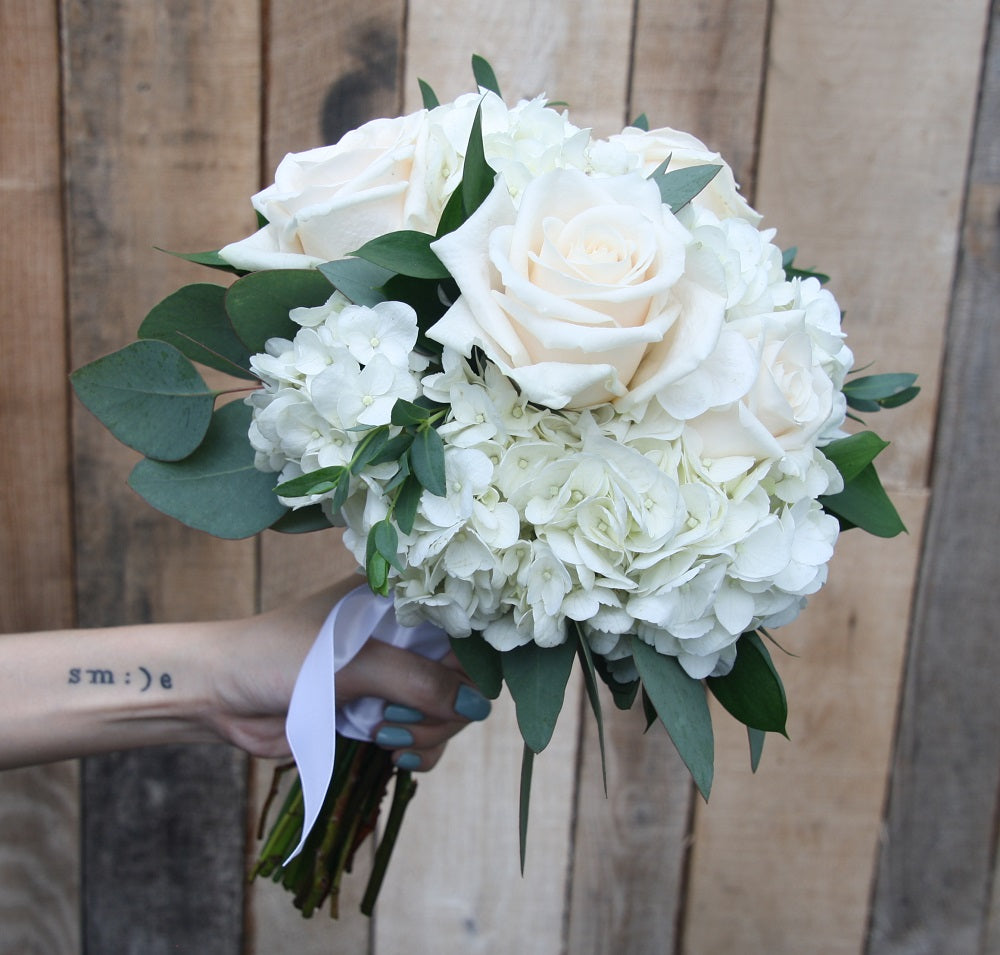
[0,620,227,770]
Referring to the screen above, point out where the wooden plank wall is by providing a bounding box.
[0,1,994,952]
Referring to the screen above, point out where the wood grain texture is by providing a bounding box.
[0,3,80,952]
[867,4,1000,951]
[60,1,261,950]
[629,0,771,195]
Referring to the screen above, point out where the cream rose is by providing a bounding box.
[427,168,727,411]
[219,110,433,271]
[610,126,761,226]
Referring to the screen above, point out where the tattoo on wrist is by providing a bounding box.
[67,667,173,691]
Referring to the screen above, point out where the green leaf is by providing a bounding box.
[652,162,722,212]
[391,398,434,428]
[372,519,403,572]
[820,463,907,537]
[410,426,447,496]
[448,635,503,700]
[392,473,424,535]
[139,284,256,380]
[641,688,658,730]
[707,632,788,735]
[462,104,495,218]
[367,551,390,595]
[747,727,766,772]
[821,431,889,483]
[368,432,414,467]
[592,654,640,710]
[878,386,920,408]
[501,638,577,753]
[317,258,392,306]
[471,54,501,96]
[631,637,714,799]
[127,400,287,538]
[380,273,451,353]
[418,77,440,109]
[268,505,334,534]
[781,247,831,284]
[350,428,392,474]
[351,231,451,280]
[843,373,920,411]
[156,247,244,275]
[71,340,215,461]
[225,268,334,352]
[435,186,467,239]
[518,744,533,874]
[631,112,649,131]
[575,625,607,794]
[274,466,346,498]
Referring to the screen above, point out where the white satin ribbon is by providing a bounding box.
[283,585,449,861]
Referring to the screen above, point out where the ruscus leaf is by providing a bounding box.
[471,54,501,96]
[461,103,495,218]
[418,77,440,109]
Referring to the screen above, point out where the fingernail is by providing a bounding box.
[454,684,491,722]
[375,726,414,748]
[383,704,425,724]
[396,751,421,771]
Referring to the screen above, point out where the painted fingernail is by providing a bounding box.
[375,726,414,748]
[383,704,425,724]
[454,684,491,722]
[395,751,421,771]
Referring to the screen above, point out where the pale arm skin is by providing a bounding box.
[0,577,488,772]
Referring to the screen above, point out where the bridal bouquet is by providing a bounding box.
[71,56,916,917]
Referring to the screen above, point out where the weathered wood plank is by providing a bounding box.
[248,5,406,950]
[867,3,1000,951]
[683,0,990,948]
[61,1,261,950]
[0,3,80,952]
[564,4,771,951]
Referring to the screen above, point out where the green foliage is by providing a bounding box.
[575,626,608,794]
[631,637,714,799]
[225,268,334,352]
[822,431,889,483]
[518,744,534,873]
[651,160,722,212]
[820,463,907,537]
[781,247,830,284]
[155,246,244,275]
[471,54,501,97]
[747,727,766,772]
[448,635,504,700]
[418,77,440,109]
[461,104,495,219]
[351,231,451,280]
[138,283,256,380]
[128,401,287,539]
[592,654,640,710]
[317,258,392,307]
[707,632,788,735]
[843,373,920,412]
[631,112,650,131]
[70,340,215,461]
[501,638,577,754]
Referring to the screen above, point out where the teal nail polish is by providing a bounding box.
[383,704,425,724]
[376,726,414,748]
[396,751,421,771]
[454,684,491,721]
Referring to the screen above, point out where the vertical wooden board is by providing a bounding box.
[684,492,927,954]
[629,0,771,194]
[868,5,1000,949]
[403,0,634,134]
[752,0,991,488]
[0,4,80,953]
[373,681,582,953]
[61,1,262,951]
[566,704,694,955]
[247,6,406,950]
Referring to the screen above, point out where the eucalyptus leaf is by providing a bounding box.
[821,431,889,483]
[351,231,450,280]
[128,400,287,538]
[71,340,215,461]
[631,638,714,799]
[707,632,788,735]
[652,163,722,212]
[820,463,907,537]
[748,727,766,772]
[139,283,256,380]
[268,505,334,534]
[592,654,640,710]
[518,744,533,874]
[631,112,650,131]
[317,258,392,307]
[410,426,447,496]
[448,634,503,700]
[471,53,501,96]
[418,77,440,109]
[575,626,607,794]
[225,268,334,352]
[501,638,577,754]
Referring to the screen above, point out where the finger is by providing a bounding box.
[337,640,491,725]
[374,717,468,753]
[392,743,447,772]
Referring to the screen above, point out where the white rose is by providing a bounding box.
[610,126,761,225]
[428,168,727,410]
[219,111,432,271]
